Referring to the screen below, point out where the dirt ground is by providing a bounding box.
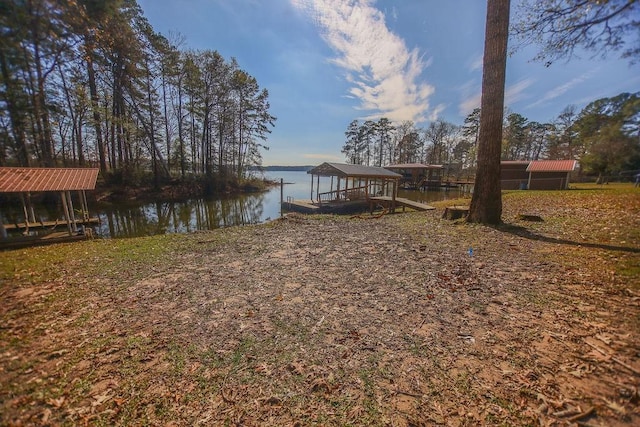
[1,187,639,426]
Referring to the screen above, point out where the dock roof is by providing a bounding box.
[308,162,401,179]
[0,167,100,193]
[386,163,443,170]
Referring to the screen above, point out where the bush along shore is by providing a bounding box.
[1,184,639,426]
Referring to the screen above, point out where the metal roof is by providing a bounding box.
[307,162,401,179]
[386,163,444,170]
[526,160,577,173]
[501,160,530,165]
[0,167,100,193]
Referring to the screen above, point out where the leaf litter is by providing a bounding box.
[0,185,639,426]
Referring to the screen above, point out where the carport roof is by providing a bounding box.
[0,167,99,193]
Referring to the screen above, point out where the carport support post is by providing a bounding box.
[310,173,314,202]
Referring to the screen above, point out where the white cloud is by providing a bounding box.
[291,0,435,123]
[459,92,482,117]
[458,78,535,117]
[505,78,535,105]
[527,70,597,109]
[467,54,483,72]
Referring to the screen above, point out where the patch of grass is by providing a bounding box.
[358,367,382,422]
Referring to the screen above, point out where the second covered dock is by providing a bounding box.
[282,162,435,214]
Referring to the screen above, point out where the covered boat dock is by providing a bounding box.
[283,162,435,214]
[385,163,444,189]
[0,167,100,247]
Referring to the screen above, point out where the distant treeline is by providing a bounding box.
[251,166,314,172]
[0,0,276,191]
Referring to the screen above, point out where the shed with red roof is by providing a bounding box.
[501,160,577,190]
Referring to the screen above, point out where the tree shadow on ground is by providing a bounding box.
[495,223,640,254]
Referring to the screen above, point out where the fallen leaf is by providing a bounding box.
[46,396,65,408]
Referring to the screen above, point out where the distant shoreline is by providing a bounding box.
[251,165,314,172]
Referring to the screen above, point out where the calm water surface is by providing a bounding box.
[4,171,467,238]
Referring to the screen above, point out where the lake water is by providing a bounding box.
[4,171,468,239]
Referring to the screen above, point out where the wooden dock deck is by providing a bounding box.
[282,196,435,215]
[370,196,435,211]
[4,217,100,231]
[282,199,321,214]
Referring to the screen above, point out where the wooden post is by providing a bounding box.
[26,192,36,223]
[316,174,320,201]
[66,191,78,232]
[280,178,284,217]
[310,173,314,202]
[79,190,89,221]
[60,191,73,236]
[20,193,30,228]
[391,180,397,213]
[0,218,7,240]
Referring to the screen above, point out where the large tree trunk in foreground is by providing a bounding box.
[467,0,510,225]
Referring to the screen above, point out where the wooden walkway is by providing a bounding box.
[370,196,435,211]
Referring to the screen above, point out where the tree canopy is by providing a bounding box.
[513,0,640,65]
[0,0,275,189]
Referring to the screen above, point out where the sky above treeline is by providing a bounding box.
[137,0,639,166]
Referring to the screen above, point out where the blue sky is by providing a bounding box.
[137,0,639,166]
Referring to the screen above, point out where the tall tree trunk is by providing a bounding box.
[161,70,171,173]
[467,0,510,225]
[0,51,30,166]
[86,39,107,173]
[57,63,83,165]
[177,83,185,177]
[32,36,54,165]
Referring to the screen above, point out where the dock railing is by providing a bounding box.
[317,185,370,204]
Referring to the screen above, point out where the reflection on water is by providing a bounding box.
[1,171,469,239]
[96,194,268,238]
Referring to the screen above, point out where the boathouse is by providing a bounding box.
[385,163,444,189]
[0,167,100,246]
[283,162,400,213]
[283,162,435,214]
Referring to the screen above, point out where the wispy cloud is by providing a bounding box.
[527,70,597,109]
[291,0,435,123]
[458,78,535,117]
[467,54,483,72]
[459,93,481,117]
[505,78,535,105]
